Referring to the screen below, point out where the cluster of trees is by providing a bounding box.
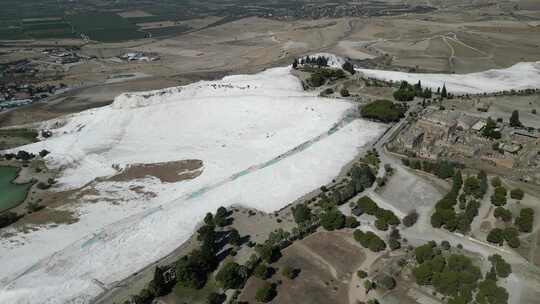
[320,208,347,230]
[388,228,401,250]
[292,203,312,225]
[488,254,512,278]
[215,261,248,290]
[482,117,501,139]
[360,99,406,123]
[361,149,380,168]
[463,171,488,199]
[376,164,394,188]
[353,229,387,252]
[342,61,355,75]
[204,207,232,227]
[307,67,346,87]
[515,208,535,233]
[402,158,463,180]
[314,162,376,210]
[356,196,400,231]
[486,227,520,248]
[176,226,219,289]
[491,185,507,206]
[2,150,36,161]
[393,81,433,101]
[493,207,512,222]
[127,208,236,304]
[291,160,377,237]
[413,241,509,304]
[431,171,481,234]
[487,197,534,247]
[174,207,236,291]
[0,211,23,229]
[294,55,330,68]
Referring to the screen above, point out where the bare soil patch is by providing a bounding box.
[117,10,154,18]
[239,230,365,304]
[110,160,203,183]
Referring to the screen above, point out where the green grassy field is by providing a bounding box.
[0,0,342,42]
[0,129,38,150]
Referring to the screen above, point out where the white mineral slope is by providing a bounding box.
[357,61,540,94]
[0,67,386,303]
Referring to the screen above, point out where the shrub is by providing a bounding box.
[491,177,501,188]
[376,274,396,290]
[357,270,368,278]
[441,241,451,250]
[345,216,359,228]
[255,282,277,303]
[281,266,299,279]
[389,238,401,250]
[353,229,386,252]
[253,264,272,279]
[403,210,419,227]
[207,292,226,304]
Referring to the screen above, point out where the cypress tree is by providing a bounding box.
[441,84,448,98]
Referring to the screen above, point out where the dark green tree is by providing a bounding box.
[488,254,511,278]
[292,203,312,224]
[509,110,521,127]
[320,208,345,231]
[215,262,247,290]
[487,228,505,246]
[441,84,448,98]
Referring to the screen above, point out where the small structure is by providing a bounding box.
[401,127,425,150]
[162,266,176,284]
[500,143,521,154]
[471,120,487,132]
[476,101,490,112]
[351,205,364,216]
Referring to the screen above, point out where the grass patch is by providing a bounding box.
[144,25,191,38]
[0,128,38,150]
[67,12,145,42]
[360,99,406,123]
[173,277,218,304]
